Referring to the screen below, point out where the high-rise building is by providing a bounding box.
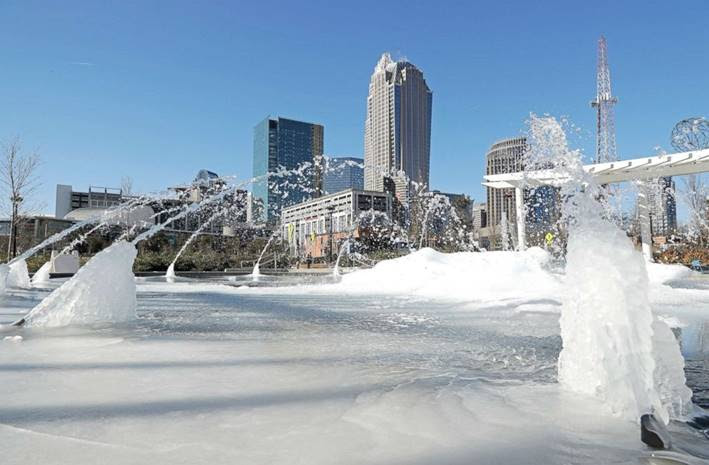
[485,137,558,249]
[486,138,525,229]
[252,116,324,222]
[364,53,432,200]
[647,176,677,237]
[473,202,487,231]
[323,157,364,194]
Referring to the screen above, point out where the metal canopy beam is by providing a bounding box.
[482,148,709,254]
[482,148,709,190]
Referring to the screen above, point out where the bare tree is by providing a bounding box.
[680,174,709,245]
[121,176,134,196]
[0,138,41,259]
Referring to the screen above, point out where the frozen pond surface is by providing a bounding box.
[0,271,708,464]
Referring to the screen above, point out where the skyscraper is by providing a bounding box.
[485,137,558,249]
[647,176,677,237]
[252,116,324,222]
[486,137,525,229]
[323,157,364,194]
[364,53,432,200]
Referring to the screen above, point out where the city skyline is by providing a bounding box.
[1,1,708,217]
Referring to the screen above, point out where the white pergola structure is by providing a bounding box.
[482,148,709,259]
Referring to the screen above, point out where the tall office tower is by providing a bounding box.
[647,176,677,237]
[253,116,324,222]
[363,53,432,200]
[323,157,364,194]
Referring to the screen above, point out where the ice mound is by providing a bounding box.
[0,263,9,295]
[23,241,138,327]
[651,319,693,420]
[558,207,690,424]
[165,262,176,282]
[31,260,52,286]
[7,259,31,288]
[339,247,559,301]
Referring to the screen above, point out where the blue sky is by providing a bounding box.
[1,0,708,215]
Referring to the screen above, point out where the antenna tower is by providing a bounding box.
[591,36,618,163]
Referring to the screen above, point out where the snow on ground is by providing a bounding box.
[0,250,707,464]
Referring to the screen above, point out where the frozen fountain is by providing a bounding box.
[500,211,510,251]
[18,240,137,327]
[526,115,692,424]
[13,183,239,327]
[251,231,278,280]
[0,196,154,294]
[333,237,351,278]
[165,206,230,282]
[31,260,52,286]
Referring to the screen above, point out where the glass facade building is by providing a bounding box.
[364,53,432,200]
[323,157,364,194]
[252,116,324,222]
[647,176,677,237]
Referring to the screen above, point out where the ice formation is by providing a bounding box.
[251,263,261,278]
[31,260,52,286]
[558,199,666,421]
[527,115,692,423]
[0,263,9,295]
[252,232,277,277]
[23,241,138,327]
[7,259,31,289]
[165,262,176,282]
[651,319,693,421]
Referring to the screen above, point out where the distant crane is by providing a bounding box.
[591,36,618,164]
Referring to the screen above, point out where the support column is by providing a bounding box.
[515,187,526,251]
[637,183,653,262]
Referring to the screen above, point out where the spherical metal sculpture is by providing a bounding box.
[671,117,709,152]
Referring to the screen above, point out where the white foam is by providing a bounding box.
[646,262,695,285]
[338,247,559,301]
[23,241,138,327]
